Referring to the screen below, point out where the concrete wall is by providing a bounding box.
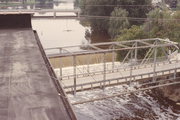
[0,14,32,29]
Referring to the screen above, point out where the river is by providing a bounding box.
[6,1,180,120]
[31,1,89,49]
[68,85,180,120]
[32,18,90,48]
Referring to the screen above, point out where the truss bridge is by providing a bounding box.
[46,38,180,104]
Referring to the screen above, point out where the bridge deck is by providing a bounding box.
[0,29,74,120]
[57,60,180,93]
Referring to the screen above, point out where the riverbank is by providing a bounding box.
[149,73,180,112]
[151,88,180,113]
[155,79,180,110]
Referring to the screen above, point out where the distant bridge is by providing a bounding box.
[0,9,81,18]
[45,38,180,104]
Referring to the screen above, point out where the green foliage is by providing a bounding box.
[116,0,152,25]
[115,25,149,60]
[116,9,180,43]
[116,25,147,41]
[144,9,180,42]
[78,0,152,39]
[79,0,115,31]
[115,8,180,61]
[108,8,129,38]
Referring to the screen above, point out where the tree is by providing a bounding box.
[117,8,180,43]
[115,8,180,60]
[144,8,180,42]
[108,7,129,38]
[79,0,116,31]
[78,0,116,43]
[115,25,148,60]
[116,25,147,41]
[116,0,152,25]
[78,0,152,40]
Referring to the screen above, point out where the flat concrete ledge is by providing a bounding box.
[0,13,76,120]
[0,29,76,120]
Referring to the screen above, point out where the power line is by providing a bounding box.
[78,4,153,7]
[79,15,180,21]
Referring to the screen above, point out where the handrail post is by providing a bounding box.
[103,53,106,90]
[112,44,115,72]
[87,45,90,75]
[130,50,133,85]
[153,41,157,81]
[59,48,62,80]
[73,56,77,95]
[174,59,177,79]
[135,41,138,61]
[77,11,80,18]
[53,11,56,18]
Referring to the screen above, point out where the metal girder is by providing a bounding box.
[138,41,153,46]
[122,43,136,63]
[115,43,130,48]
[62,48,73,54]
[46,38,179,58]
[88,44,103,50]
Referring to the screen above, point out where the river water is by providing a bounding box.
[15,1,180,120]
[32,18,89,48]
[68,85,180,120]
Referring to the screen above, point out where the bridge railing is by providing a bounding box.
[64,67,180,93]
[53,58,179,81]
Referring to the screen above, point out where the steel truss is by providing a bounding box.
[45,38,179,97]
[46,38,178,58]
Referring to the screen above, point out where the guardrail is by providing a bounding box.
[55,59,179,80]
[64,67,180,93]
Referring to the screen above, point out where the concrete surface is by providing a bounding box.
[0,29,74,120]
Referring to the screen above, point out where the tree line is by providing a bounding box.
[75,0,179,60]
[75,0,179,42]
